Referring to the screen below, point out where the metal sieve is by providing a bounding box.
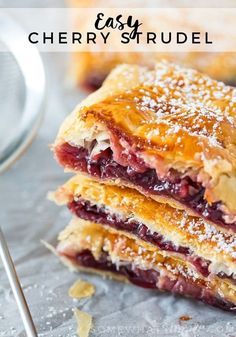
[0,12,46,337]
[0,12,45,173]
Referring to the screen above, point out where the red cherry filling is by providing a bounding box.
[60,249,235,311]
[68,198,210,277]
[55,142,236,232]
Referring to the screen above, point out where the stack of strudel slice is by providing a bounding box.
[51,62,236,311]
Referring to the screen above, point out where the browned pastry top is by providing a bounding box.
[55,62,236,214]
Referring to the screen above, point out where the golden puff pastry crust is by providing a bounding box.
[56,218,236,311]
[54,62,236,231]
[50,174,236,278]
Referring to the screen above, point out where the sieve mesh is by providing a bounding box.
[0,48,26,152]
[0,15,45,173]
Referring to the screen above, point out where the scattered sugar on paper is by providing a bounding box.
[69,280,95,299]
[74,308,93,337]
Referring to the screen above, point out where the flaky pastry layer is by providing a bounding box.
[54,62,236,221]
[50,174,236,278]
[57,218,236,310]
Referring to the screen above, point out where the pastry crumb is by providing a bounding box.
[41,240,58,256]
[179,315,192,321]
[74,308,93,337]
[69,279,95,299]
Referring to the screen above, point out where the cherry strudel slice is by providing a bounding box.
[49,174,236,282]
[56,218,236,311]
[54,62,236,232]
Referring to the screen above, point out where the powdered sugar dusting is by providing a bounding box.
[111,234,201,282]
[107,61,236,150]
[179,213,236,259]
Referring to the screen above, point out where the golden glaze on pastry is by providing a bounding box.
[54,62,236,231]
[56,218,236,311]
[50,174,236,278]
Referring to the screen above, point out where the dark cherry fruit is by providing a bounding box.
[56,143,236,232]
[60,249,235,311]
[68,198,210,277]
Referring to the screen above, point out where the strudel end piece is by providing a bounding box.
[72,52,236,92]
[50,175,236,282]
[53,62,236,232]
[57,218,236,311]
